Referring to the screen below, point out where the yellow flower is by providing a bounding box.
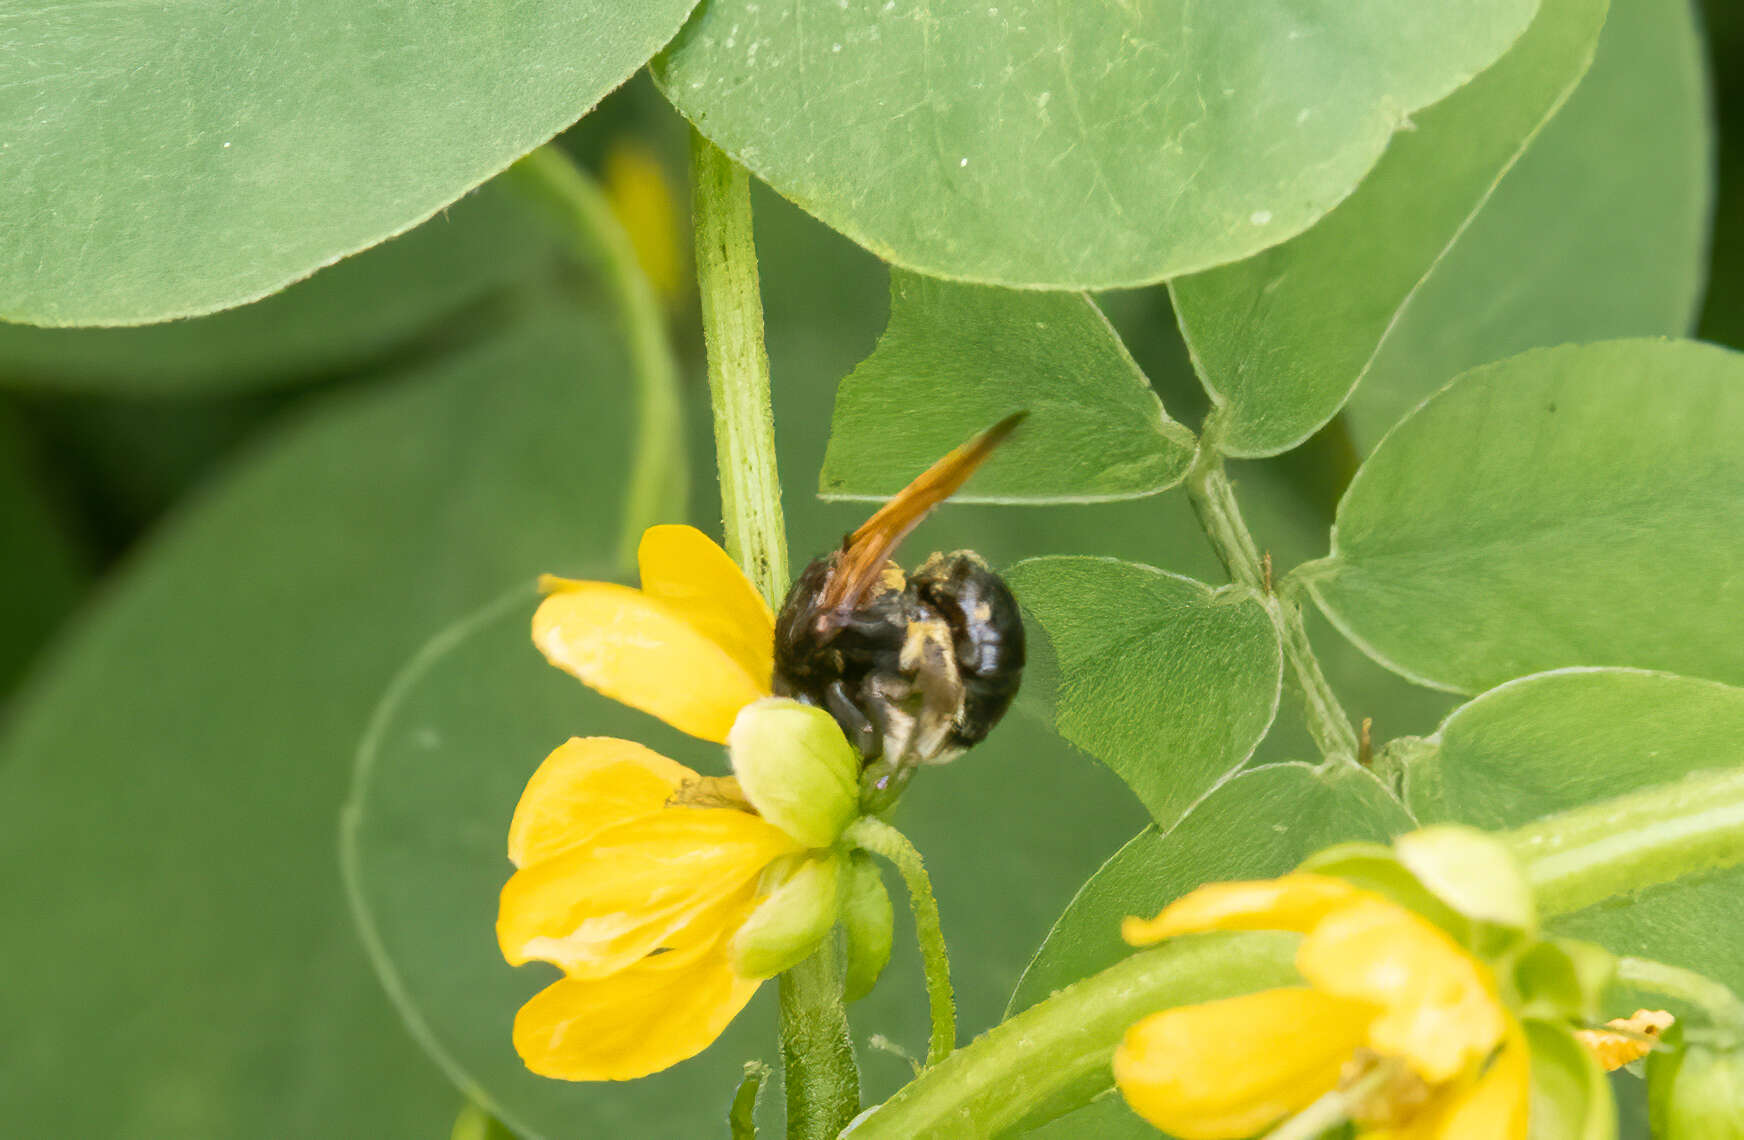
[499,526,860,1081]
[1113,873,1530,1140]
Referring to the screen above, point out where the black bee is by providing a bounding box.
[774,414,1027,810]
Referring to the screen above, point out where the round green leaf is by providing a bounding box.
[1306,340,1744,694]
[1347,0,1714,450]
[2,1,699,324]
[0,309,636,1136]
[654,0,1539,289]
[0,185,561,393]
[1400,668,1744,998]
[1005,556,1282,827]
[1174,0,1606,456]
[819,274,1194,503]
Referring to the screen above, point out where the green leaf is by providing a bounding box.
[1528,1019,1619,1140]
[654,0,1540,289]
[0,307,637,1136]
[1173,0,1606,456]
[1305,340,1744,694]
[1346,0,1715,450]
[0,405,91,693]
[2,1,699,324]
[1400,668,1744,997]
[1004,556,1281,826]
[0,185,561,394]
[818,274,1193,503]
[1009,761,1412,1019]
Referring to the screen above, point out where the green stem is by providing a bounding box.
[1504,765,1744,919]
[690,130,789,605]
[778,946,860,1140]
[506,146,687,572]
[845,817,957,1067]
[1615,957,1744,1028]
[689,131,854,1139]
[841,933,1300,1138]
[1186,440,1359,762]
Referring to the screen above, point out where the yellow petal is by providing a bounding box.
[1113,987,1374,1140]
[637,524,775,686]
[507,738,695,868]
[497,807,798,977]
[512,937,763,1081]
[1574,1008,1674,1071]
[533,581,768,743]
[1298,898,1505,1084]
[1123,873,1365,945]
[1376,1028,1529,1140]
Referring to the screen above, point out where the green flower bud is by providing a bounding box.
[1395,824,1535,932]
[841,852,894,1002]
[729,697,860,848]
[731,852,845,979]
[1650,1025,1744,1140]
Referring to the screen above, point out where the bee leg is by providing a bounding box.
[900,617,964,766]
[858,674,919,813]
[824,679,881,761]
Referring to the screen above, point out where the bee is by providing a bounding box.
[774,414,1027,811]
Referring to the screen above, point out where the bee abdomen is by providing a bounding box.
[912,551,1025,746]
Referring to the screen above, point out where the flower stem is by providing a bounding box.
[1504,764,1744,919]
[1615,957,1744,1029]
[690,129,789,606]
[845,817,957,1067]
[506,146,687,572]
[840,933,1300,1138]
[1186,437,1359,762]
[689,130,854,1139]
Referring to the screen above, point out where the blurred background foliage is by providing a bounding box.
[0,0,1734,1136]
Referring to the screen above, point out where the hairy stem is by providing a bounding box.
[778,940,861,1140]
[690,131,855,1139]
[1505,765,1744,919]
[690,129,789,605]
[845,817,957,1067]
[507,146,686,571]
[1186,439,1359,762]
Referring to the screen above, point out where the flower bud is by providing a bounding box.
[840,852,894,1002]
[731,852,844,980]
[1650,1026,1744,1140]
[1395,824,1534,932]
[729,697,860,848]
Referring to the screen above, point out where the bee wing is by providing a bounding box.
[819,412,1026,617]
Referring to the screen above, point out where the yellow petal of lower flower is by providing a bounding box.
[1378,1029,1529,1140]
[1123,873,1365,945]
[1299,898,1506,1084]
[1113,987,1374,1140]
[637,524,775,687]
[512,938,763,1081]
[507,737,695,868]
[533,582,768,743]
[498,807,798,977]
